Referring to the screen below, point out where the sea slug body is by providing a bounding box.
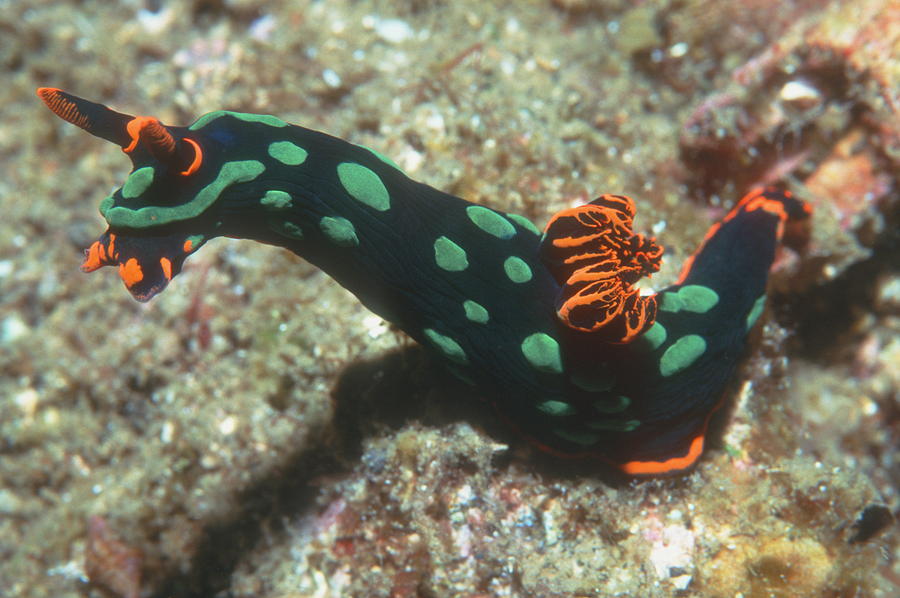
[37,88,812,476]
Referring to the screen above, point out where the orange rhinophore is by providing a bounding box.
[36,87,90,129]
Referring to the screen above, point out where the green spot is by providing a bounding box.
[268,141,308,165]
[121,167,154,199]
[593,395,630,414]
[746,295,767,330]
[571,369,615,392]
[271,219,303,240]
[189,110,288,130]
[319,216,359,247]
[641,322,667,350]
[337,162,390,211]
[466,206,516,239]
[185,234,205,249]
[660,334,707,377]
[552,428,601,446]
[423,328,468,364]
[434,236,468,272]
[536,400,577,416]
[357,143,402,171]
[521,333,563,374]
[508,213,542,235]
[659,285,719,314]
[106,160,265,228]
[463,300,489,324]
[261,190,293,210]
[587,419,641,432]
[504,256,532,283]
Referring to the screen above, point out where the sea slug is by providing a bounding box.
[37,88,811,475]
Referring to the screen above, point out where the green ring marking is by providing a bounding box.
[552,428,601,446]
[319,216,359,247]
[507,213,542,236]
[746,295,767,330]
[261,190,293,210]
[660,334,707,377]
[337,162,391,211]
[504,256,533,283]
[641,322,667,351]
[521,332,563,374]
[463,300,489,324]
[121,167,155,199]
[423,328,468,364]
[586,419,641,432]
[99,195,114,217]
[268,141,308,166]
[434,236,468,272]
[593,395,630,414]
[537,400,577,416]
[466,206,516,239]
[106,160,265,228]
[189,110,288,130]
[659,285,719,314]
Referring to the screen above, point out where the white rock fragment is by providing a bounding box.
[322,68,342,88]
[780,80,821,109]
[2,314,29,343]
[372,17,414,43]
[363,314,388,339]
[669,42,689,58]
[218,415,237,435]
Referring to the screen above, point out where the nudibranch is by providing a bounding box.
[37,88,811,476]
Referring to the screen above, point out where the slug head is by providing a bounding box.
[38,88,222,301]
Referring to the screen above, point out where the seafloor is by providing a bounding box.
[1,1,898,597]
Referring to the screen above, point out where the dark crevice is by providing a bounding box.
[772,197,900,362]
